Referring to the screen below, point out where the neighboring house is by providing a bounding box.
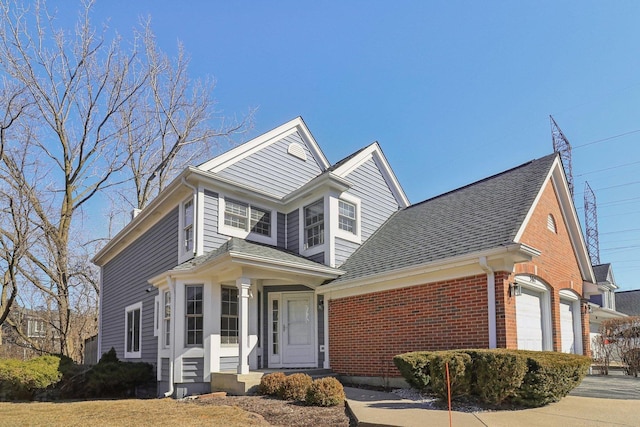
[616,290,640,316]
[0,308,61,360]
[588,264,627,346]
[93,117,600,396]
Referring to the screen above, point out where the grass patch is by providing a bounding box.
[0,399,267,426]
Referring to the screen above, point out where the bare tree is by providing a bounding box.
[0,0,249,358]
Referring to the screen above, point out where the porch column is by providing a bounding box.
[236,277,251,374]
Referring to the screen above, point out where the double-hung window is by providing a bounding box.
[338,200,356,234]
[221,286,239,344]
[183,199,194,253]
[185,285,203,346]
[125,302,142,358]
[224,198,271,237]
[304,199,324,248]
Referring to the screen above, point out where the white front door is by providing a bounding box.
[268,292,316,368]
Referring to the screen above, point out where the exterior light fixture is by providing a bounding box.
[509,282,522,297]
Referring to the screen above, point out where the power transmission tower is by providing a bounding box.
[584,181,600,265]
[550,115,574,197]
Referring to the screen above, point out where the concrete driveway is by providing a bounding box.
[570,374,640,399]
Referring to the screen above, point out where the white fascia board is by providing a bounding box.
[92,168,192,266]
[331,142,410,208]
[229,252,344,278]
[317,243,534,296]
[198,117,330,173]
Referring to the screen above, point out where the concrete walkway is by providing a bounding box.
[345,375,640,426]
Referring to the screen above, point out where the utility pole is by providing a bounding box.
[550,115,574,197]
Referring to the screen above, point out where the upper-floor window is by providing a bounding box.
[224,198,271,237]
[124,302,142,358]
[185,285,203,346]
[183,199,194,252]
[27,318,46,338]
[221,286,239,344]
[338,200,356,234]
[304,199,324,248]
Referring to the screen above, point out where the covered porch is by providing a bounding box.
[150,238,343,396]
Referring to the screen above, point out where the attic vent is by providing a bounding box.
[547,214,557,233]
[287,142,307,161]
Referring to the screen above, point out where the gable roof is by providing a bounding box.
[329,153,564,284]
[616,290,640,316]
[198,117,330,172]
[593,264,611,283]
[329,142,410,208]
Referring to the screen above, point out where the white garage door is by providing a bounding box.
[516,289,543,351]
[560,300,576,353]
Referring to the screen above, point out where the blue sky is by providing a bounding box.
[56,1,640,289]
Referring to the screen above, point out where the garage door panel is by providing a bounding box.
[560,301,575,353]
[516,289,543,351]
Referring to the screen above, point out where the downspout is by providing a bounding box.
[182,177,197,256]
[479,257,497,348]
[164,277,177,398]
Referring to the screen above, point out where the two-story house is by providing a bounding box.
[93,117,408,396]
[94,117,598,397]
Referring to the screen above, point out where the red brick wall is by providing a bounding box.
[510,179,590,355]
[328,274,489,377]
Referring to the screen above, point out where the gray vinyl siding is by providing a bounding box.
[220,356,239,371]
[182,357,204,382]
[161,358,170,382]
[203,190,228,252]
[214,132,323,197]
[335,238,359,267]
[277,212,286,248]
[308,252,324,264]
[334,156,400,263]
[286,209,299,253]
[100,208,179,365]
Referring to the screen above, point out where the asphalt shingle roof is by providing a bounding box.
[593,263,612,283]
[171,237,340,273]
[615,290,640,316]
[331,153,558,284]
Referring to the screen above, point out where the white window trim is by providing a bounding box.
[332,193,362,244]
[299,196,328,256]
[124,301,143,359]
[178,196,196,264]
[515,275,553,351]
[218,194,277,246]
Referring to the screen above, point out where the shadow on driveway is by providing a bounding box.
[570,375,640,399]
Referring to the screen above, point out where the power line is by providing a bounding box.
[600,228,640,235]
[573,129,640,149]
[575,160,640,177]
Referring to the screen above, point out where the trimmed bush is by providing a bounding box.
[467,349,527,405]
[306,377,345,407]
[513,350,591,407]
[259,372,286,396]
[0,355,63,401]
[393,352,431,390]
[278,373,313,401]
[394,349,590,408]
[428,351,471,400]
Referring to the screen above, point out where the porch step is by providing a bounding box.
[260,368,336,379]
